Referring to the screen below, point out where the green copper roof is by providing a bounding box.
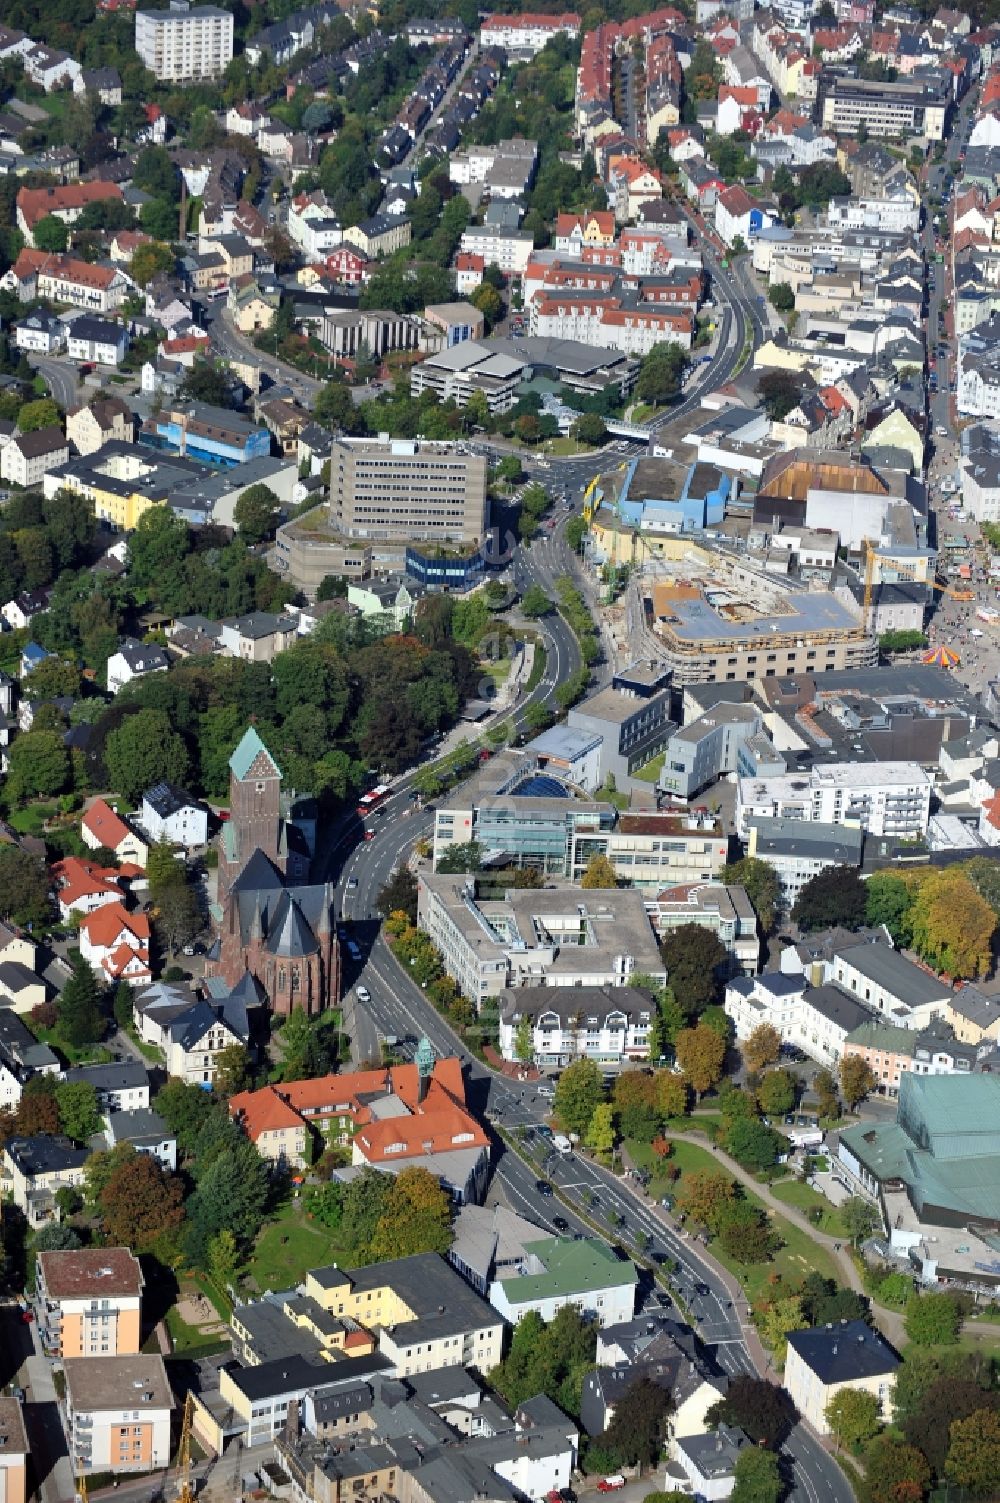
[230,726,281,782]
[496,1235,638,1300]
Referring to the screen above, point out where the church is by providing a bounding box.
[207,727,340,1017]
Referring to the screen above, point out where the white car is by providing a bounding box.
[356,985,371,1002]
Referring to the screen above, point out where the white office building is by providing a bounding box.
[736,761,931,839]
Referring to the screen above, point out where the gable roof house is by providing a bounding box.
[81,799,149,868]
[78,903,152,987]
[134,976,263,1085]
[105,639,170,696]
[0,426,69,489]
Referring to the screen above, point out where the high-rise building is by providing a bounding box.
[135,1,234,82]
[328,437,488,549]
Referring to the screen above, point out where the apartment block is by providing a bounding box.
[746,818,864,908]
[35,1247,143,1359]
[498,984,657,1068]
[736,761,931,839]
[819,70,949,139]
[0,1399,28,1503]
[135,1,234,82]
[64,1355,173,1475]
[328,437,488,549]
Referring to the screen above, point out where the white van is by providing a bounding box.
[553,1134,573,1156]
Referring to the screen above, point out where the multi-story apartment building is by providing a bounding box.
[958,314,1000,418]
[64,1355,172,1475]
[35,1247,143,1359]
[458,225,535,276]
[135,1,234,82]
[736,761,931,839]
[479,11,580,54]
[1,250,128,313]
[498,983,656,1068]
[818,70,949,139]
[0,427,69,489]
[328,437,488,549]
[746,818,864,908]
[0,1400,27,1503]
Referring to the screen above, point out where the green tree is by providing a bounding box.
[33,216,69,253]
[756,1068,795,1118]
[113,981,134,1032]
[724,1117,784,1172]
[55,1081,102,1142]
[571,412,608,445]
[129,241,175,288]
[376,866,419,924]
[278,1006,329,1082]
[554,1057,605,1137]
[814,1068,840,1120]
[768,282,795,312]
[904,1378,1000,1477]
[514,1013,534,1064]
[470,282,503,328]
[58,960,105,1049]
[436,841,483,875]
[521,583,552,618]
[154,880,200,958]
[104,709,190,803]
[0,846,51,928]
[600,1376,673,1468]
[213,1044,252,1099]
[584,1102,616,1156]
[756,370,802,422]
[716,1200,777,1263]
[946,1408,1000,1496]
[659,925,727,1017]
[581,853,617,889]
[154,1079,215,1157]
[905,1291,961,1346]
[708,1375,797,1447]
[838,1054,877,1110]
[489,1303,596,1417]
[6,730,71,800]
[233,483,281,544]
[791,865,868,932]
[730,1447,782,1503]
[636,342,687,405]
[207,1227,241,1292]
[84,1143,136,1207]
[370,1166,453,1260]
[722,857,782,933]
[825,1388,881,1451]
[841,1196,879,1245]
[184,1142,268,1265]
[17,398,61,433]
[865,872,914,944]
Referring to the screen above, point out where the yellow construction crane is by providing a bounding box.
[176,1392,195,1503]
[76,1474,87,1503]
[862,540,973,621]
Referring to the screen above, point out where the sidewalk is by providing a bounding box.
[666,1131,908,1350]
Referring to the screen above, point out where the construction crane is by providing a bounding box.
[75,1474,87,1503]
[862,540,973,622]
[176,1392,195,1503]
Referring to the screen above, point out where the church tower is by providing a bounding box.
[218,727,285,902]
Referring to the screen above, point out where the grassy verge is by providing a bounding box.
[770,1178,848,1237]
[633,753,665,783]
[524,640,547,692]
[248,1198,353,1292]
[626,1137,842,1306]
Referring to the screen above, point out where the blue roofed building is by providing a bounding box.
[141,401,271,468]
[615,456,732,537]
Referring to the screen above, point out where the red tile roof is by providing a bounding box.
[81,799,133,852]
[79,902,150,949]
[17,181,123,232]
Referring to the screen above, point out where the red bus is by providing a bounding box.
[356,784,390,818]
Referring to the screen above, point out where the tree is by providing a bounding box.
[213,1044,253,1098]
[470,282,503,328]
[768,282,795,312]
[17,398,61,433]
[756,370,803,422]
[613,1071,660,1141]
[791,866,868,932]
[129,240,175,288]
[33,215,69,253]
[55,1082,102,1142]
[21,655,83,703]
[184,1142,268,1265]
[99,1152,185,1251]
[636,342,688,405]
[520,583,552,618]
[277,1006,331,1083]
[553,1057,605,1137]
[716,1200,777,1263]
[34,1223,82,1252]
[16,1092,60,1136]
[659,925,727,1017]
[756,1068,796,1118]
[655,1069,689,1120]
[905,1291,961,1347]
[838,1055,877,1110]
[814,1068,840,1121]
[436,841,483,875]
[154,880,200,957]
[376,866,419,924]
[724,1117,784,1172]
[233,483,281,544]
[155,1079,214,1156]
[113,981,134,1032]
[904,1379,1000,1477]
[676,1168,736,1231]
[584,1102,616,1156]
[490,1303,597,1415]
[865,873,914,945]
[58,960,105,1049]
[370,1166,453,1260]
[908,868,996,979]
[674,1023,726,1099]
[799,1273,868,1327]
[6,730,71,800]
[945,1408,1000,1496]
[723,857,781,934]
[708,1375,798,1448]
[0,846,51,928]
[743,1023,781,1074]
[572,412,608,446]
[104,709,190,804]
[825,1388,880,1451]
[601,1377,673,1468]
[730,1447,782,1503]
[207,1228,241,1292]
[514,1013,534,1064]
[581,853,617,889]
[841,1196,879,1246]
[864,1435,930,1503]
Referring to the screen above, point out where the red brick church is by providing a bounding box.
[207,727,339,1017]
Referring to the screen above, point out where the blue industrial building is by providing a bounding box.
[141,401,271,469]
[616,457,731,535]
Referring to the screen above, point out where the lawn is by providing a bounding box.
[770,1178,848,1237]
[633,753,665,783]
[626,1136,843,1305]
[164,1305,228,1358]
[248,1199,352,1292]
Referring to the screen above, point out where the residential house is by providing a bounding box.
[0,426,69,489]
[105,639,170,696]
[139,782,209,850]
[64,1355,172,1475]
[133,979,261,1085]
[343,214,412,260]
[2,1136,89,1224]
[80,799,149,868]
[3,589,50,631]
[104,1108,177,1171]
[488,1236,637,1329]
[217,612,299,663]
[784,1320,900,1435]
[13,310,65,354]
[15,182,124,246]
[61,1061,149,1113]
[34,1247,143,1358]
[66,317,128,368]
[66,398,134,456]
[78,902,152,987]
[498,985,656,1069]
[51,857,128,920]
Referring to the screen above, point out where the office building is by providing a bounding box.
[417,874,666,1004]
[410,341,526,414]
[489,1235,637,1328]
[819,70,948,139]
[645,882,760,975]
[746,818,864,908]
[328,437,488,550]
[657,702,763,801]
[135,1,234,82]
[567,683,674,786]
